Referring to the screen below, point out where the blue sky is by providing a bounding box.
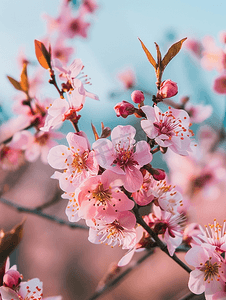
[0,0,226,133]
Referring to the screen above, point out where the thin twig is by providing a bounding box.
[88,249,154,300]
[133,205,191,273]
[35,189,62,211]
[179,292,204,300]
[0,197,88,230]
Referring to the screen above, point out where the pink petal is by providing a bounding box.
[118,248,136,267]
[111,125,136,148]
[66,132,88,153]
[124,166,143,192]
[47,145,70,169]
[118,211,136,229]
[92,138,115,168]
[188,270,205,294]
[141,120,158,139]
[133,140,152,166]
[48,98,68,117]
[141,105,156,121]
[0,286,19,300]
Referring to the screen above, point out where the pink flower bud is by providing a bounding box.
[131,90,145,104]
[158,80,178,99]
[152,169,166,181]
[114,101,135,118]
[3,269,21,288]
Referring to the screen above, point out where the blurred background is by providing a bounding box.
[0,0,226,299]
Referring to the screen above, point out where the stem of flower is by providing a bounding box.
[133,205,191,273]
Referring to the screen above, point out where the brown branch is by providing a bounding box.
[88,249,154,300]
[133,205,191,273]
[179,292,205,300]
[0,197,88,230]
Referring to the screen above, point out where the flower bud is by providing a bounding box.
[158,80,178,99]
[3,269,21,289]
[131,90,145,104]
[152,168,166,181]
[114,101,135,118]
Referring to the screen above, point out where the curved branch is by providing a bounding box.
[0,197,88,230]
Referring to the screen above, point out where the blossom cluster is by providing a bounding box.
[0,258,61,300]
[1,3,225,298]
[185,219,226,299]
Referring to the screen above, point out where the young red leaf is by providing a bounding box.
[20,63,29,93]
[0,220,25,268]
[138,38,157,70]
[34,39,51,69]
[91,122,99,140]
[161,38,187,69]
[7,76,23,91]
[154,42,162,66]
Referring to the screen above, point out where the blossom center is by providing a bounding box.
[92,183,112,203]
[201,260,220,282]
[114,143,137,170]
[71,151,88,173]
[106,221,124,239]
[35,133,49,146]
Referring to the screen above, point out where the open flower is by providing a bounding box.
[133,171,183,214]
[87,211,137,249]
[77,170,134,222]
[48,131,98,192]
[194,219,226,253]
[141,105,193,155]
[185,244,226,299]
[92,125,153,192]
[144,205,184,256]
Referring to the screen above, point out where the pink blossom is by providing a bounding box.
[114,101,135,118]
[219,31,226,44]
[117,68,136,89]
[53,58,99,99]
[48,131,98,192]
[3,269,21,289]
[213,74,226,94]
[0,278,61,300]
[201,36,226,72]
[0,145,24,171]
[40,85,93,131]
[118,226,146,266]
[62,190,81,222]
[43,0,90,39]
[77,170,134,222]
[185,39,203,58]
[184,102,213,123]
[79,0,98,15]
[141,105,193,155]
[183,223,202,246]
[166,145,226,199]
[144,205,184,256]
[133,171,183,214]
[131,90,145,104]
[10,130,63,164]
[194,219,226,253]
[92,125,153,192]
[42,37,74,64]
[185,244,226,299]
[87,211,136,249]
[157,80,178,99]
